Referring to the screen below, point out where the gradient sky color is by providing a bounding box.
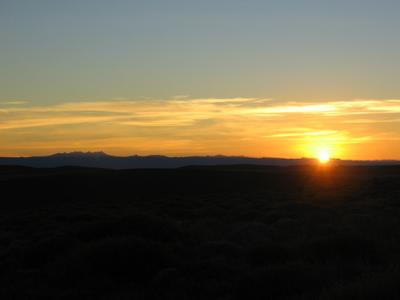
[1,1,400,159]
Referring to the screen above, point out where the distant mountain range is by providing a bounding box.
[0,152,399,169]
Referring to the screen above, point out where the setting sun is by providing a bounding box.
[317,150,330,164]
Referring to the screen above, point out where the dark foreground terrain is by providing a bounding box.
[1,164,400,299]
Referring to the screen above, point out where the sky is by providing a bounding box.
[1,0,400,159]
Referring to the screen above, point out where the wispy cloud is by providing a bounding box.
[264,130,339,138]
[1,98,400,158]
[0,100,28,106]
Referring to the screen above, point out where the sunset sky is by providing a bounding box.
[1,1,400,159]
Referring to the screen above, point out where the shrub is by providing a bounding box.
[47,236,173,287]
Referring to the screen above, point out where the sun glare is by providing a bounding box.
[302,143,337,164]
[317,150,330,164]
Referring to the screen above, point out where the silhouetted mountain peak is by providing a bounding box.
[49,151,110,158]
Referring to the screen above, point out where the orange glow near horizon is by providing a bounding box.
[301,141,340,162]
[1,98,400,159]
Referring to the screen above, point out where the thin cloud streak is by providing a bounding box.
[1,98,400,158]
[0,100,28,106]
[2,98,400,129]
[264,130,339,138]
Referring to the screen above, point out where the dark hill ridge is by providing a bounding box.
[48,151,109,158]
[0,151,400,169]
[0,152,313,169]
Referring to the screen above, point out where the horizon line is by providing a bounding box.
[1,151,400,162]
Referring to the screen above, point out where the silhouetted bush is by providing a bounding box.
[227,222,271,246]
[302,233,380,264]
[319,271,400,300]
[246,241,289,266]
[197,240,243,261]
[48,236,173,287]
[18,234,77,268]
[235,262,335,300]
[73,214,182,242]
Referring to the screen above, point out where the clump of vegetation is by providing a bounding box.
[0,165,400,299]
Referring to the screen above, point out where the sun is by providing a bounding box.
[317,150,330,164]
[301,141,340,164]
